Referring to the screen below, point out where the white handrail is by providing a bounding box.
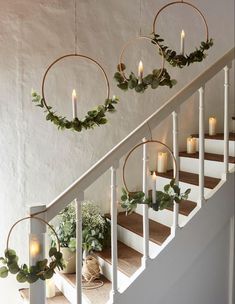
[46,47,235,221]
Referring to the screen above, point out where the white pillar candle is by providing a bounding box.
[30,239,41,257]
[209,117,217,136]
[138,60,143,84]
[46,279,56,298]
[187,137,197,154]
[157,152,168,173]
[180,30,185,55]
[152,172,157,204]
[72,89,78,119]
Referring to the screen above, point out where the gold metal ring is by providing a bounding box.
[6,216,61,253]
[41,54,110,110]
[119,36,165,81]
[123,140,177,194]
[152,1,209,41]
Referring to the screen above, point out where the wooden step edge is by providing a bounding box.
[95,241,142,277]
[157,169,221,189]
[179,151,235,164]
[19,288,69,303]
[191,132,235,141]
[148,190,197,216]
[106,212,171,246]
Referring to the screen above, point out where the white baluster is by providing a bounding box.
[224,65,231,177]
[142,138,149,266]
[29,205,46,304]
[172,110,179,233]
[198,86,205,207]
[110,161,119,301]
[76,192,84,304]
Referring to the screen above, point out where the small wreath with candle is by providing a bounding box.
[120,140,191,214]
[151,1,214,68]
[114,36,177,93]
[0,216,64,283]
[32,54,119,132]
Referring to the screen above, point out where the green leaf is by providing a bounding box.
[8,262,20,274]
[16,271,27,283]
[151,78,159,89]
[0,266,8,278]
[5,249,16,260]
[49,247,57,257]
[27,273,39,284]
[117,82,128,91]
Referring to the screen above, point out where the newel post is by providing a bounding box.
[29,205,47,304]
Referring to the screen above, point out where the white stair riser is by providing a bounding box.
[117,225,165,258]
[180,156,235,178]
[195,138,235,156]
[96,256,129,287]
[54,273,90,304]
[135,205,188,227]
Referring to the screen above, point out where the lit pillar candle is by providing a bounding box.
[187,137,197,154]
[180,30,185,55]
[138,60,143,84]
[157,152,168,173]
[30,239,41,257]
[152,172,157,204]
[46,279,56,298]
[209,117,217,136]
[72,89,78,119]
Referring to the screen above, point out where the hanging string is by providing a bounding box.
[74,0,78,54]
[139,0,142,37]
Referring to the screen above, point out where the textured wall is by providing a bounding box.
[0,0,234,302]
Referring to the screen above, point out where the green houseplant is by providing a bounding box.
[51,201,110,273]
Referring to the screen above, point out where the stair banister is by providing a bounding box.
[45,47,234,222]
[110,161,119,300]
[224,65,231,176]
[198,86,205,206]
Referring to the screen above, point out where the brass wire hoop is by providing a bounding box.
[122,140,177,194]
[152,1,209,42]
[41,53,110,111]
[119,36,165,81]
[6,216,61,253]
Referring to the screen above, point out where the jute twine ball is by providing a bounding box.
[82,255,101,283]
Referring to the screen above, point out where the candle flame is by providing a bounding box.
[72,89,77,98]
[138,60,143,73]
[152,171,157,180]
[181,30,185,38]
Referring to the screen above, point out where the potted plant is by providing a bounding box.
[51,201,110,273]
[51,204,76,274]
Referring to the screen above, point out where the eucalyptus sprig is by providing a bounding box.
[32,91,119,132]
[114,64,177,93]
[0,247,64,283]
[152,34,214,68]
[120,179,191,215]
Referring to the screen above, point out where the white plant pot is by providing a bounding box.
[60,247,76,274]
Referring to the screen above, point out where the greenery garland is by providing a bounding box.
[32,91,119,132]
[120,179,191,215]
[114,63,177,93]
[151,34,214,68]
[0,247,64,283]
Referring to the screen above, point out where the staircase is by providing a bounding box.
[19,48,235,304]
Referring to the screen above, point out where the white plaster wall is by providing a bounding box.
[0,0,234,302]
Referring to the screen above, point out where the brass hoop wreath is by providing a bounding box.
[122,140,177,194]
[0,216,64,283]
[151,1,213,68]
[32,53,119,132]
[114,36,177,93]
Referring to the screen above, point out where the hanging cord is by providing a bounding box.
[74,0,78,54]
[147,122,153,141]
[139,0,142,37]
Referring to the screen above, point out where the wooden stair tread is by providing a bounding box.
[179,151,235,164]
[95,241,142,277]
[19,288,69,303]
[191,132,235,141]
[107,212,171,246]
[148,189,197,216]
[58,273,111,304]
[157,170,220,189]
